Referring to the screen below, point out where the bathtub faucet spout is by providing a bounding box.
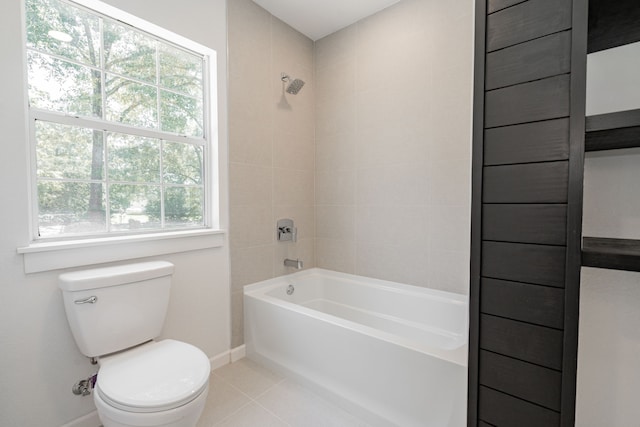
[284,258,303,269]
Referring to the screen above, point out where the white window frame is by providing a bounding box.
[18,0,224,273]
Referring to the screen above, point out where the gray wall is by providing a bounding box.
[576,41,640,426]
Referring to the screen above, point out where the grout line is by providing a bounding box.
[211,400,254,427]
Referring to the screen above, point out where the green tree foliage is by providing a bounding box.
[27,0,206,236]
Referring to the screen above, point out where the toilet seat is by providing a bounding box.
[97,339,210,413]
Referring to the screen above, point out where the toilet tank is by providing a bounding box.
[59,261,174,358]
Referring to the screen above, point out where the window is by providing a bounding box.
[25,0,216,240]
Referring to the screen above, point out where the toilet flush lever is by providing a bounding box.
[74,296,98,304]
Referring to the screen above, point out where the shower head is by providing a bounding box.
[281,73,305,95]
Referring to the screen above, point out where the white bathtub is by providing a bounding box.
[244,268,468,427]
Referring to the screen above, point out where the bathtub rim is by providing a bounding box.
[244,268,469,367]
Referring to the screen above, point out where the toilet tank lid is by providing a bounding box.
[59,261,174,292]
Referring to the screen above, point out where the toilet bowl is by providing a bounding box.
[58,262,211,427]
[94,340,210,427]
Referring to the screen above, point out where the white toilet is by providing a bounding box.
[59,261,210,427]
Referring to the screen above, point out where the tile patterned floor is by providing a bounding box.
[197,358,370,427]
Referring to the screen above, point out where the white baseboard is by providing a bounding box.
[210,350,231,370]
[60,410,100,427]
[231,344,246,362]
[209,345,246,371]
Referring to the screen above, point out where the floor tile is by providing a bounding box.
[214,358,284,398]
[215,402,288,427]
[256,379,369,427]
[197,376,252,427]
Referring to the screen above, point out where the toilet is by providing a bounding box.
[58,261,210,427]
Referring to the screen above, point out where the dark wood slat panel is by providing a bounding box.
[487,0,527,15]
[484,118,569,165]
[483,162,568,204]
[483,241,566,287]
[478,422,495,427]
[483,204,567,245]
[582,237,640,272]
[586,109,640,132]
[485,75,570,128]
[480,350,562,411]
[588,0,640,53]
[486,31,571,90]
[487,0,571,52]
[480,314,564,370]
[481,278,565,329]
[479,386,561,427]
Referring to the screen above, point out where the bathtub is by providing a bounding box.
[244,268,468,427]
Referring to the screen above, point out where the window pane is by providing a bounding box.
[28,51,101,117]
[109,184,161,231]
[159,44,203,97]
[26,0,100,67]
[160,90,203,137]
[104,20,156,84]
[36,122,104,180]
[105,75,158,128]
[162,141,203,185]
[38,181,106,237]
[107,133,160,183]
[164,186,203,227]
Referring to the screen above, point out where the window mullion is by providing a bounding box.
[30,110,206,147]
[160,139,165,229]
[29,119,40,239]
[100,18,110,235]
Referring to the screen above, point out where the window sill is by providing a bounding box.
[17,229,226,274]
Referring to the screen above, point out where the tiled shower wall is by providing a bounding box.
[228,0,315,348]
[229,0,474,347]
[314,0,473,293]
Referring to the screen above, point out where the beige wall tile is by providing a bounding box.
[355,241,430,288]
[316,170,356,205]
[356,125,429,168]
[229,162,273,207]
[316,96,357,138]
[274,168,314,206]
[230,204,273,248]
[428,205,472,253]
[230,245,274,291]
[316,205,356,240]
[231,290,245,348]
[315,58,356,105]
[315,0,472,298]
[316,132,356,172]
[271,16,314,79]
[427,250,470,294]
[316,238,356,274]
[274,131,315,171]
[273,84,315,140]
[356,164,430,207]
[428,158,471,206]
[229,0,316,347]
[356,205,429,247]
[315,25,357,68]
[229,118,273,166]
